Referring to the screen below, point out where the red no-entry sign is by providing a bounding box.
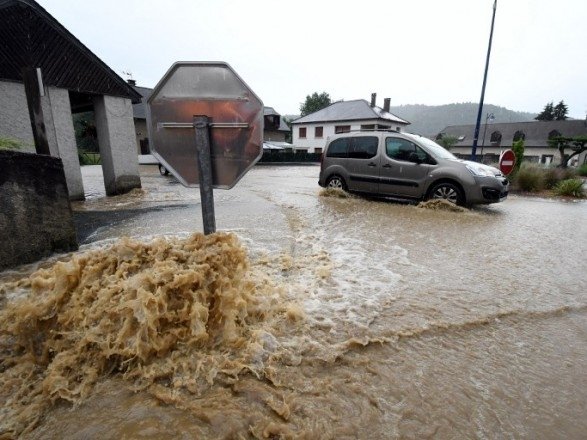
[499,149,516,175]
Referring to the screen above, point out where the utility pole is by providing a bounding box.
[471,0,497,162]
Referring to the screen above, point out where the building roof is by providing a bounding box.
[292,99,410,125]
[0,0,141,103]
[131,85,153,119]
[264,107,280,116]
[439,119,587,148]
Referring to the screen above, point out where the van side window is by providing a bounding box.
[349,136,378,159]
[326,138,349,158]
[385,138,428,162]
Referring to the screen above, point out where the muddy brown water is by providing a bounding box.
[1,165,586,439]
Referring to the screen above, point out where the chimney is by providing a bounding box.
[370,93,376,107]
[383,98,391,112]
[127,79,136,86]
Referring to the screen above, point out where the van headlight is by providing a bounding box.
[466,164,495,177]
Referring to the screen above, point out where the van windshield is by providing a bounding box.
[414,136,458,160]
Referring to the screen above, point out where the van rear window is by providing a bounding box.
[326,138,349,158]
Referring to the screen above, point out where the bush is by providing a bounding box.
[512,164,544,192]
[542,167,576,189]
[78,151,101,165]
[577,163,587,177]
[553,179,585,198]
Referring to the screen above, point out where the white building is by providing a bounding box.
[291,95,410,153]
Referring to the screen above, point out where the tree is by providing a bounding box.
[553,100,569,120]
[548,135,587,168]
[535,102,554,121]
[300,92,331,117]
[436,135,459,151]
[511,139,525,174]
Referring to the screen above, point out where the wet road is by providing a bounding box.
[2,164,587,439]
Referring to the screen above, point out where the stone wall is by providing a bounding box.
[0,150,78,270]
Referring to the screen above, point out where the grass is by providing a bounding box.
[577,163,587,177]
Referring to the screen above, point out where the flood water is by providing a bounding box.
[1,165,586,439]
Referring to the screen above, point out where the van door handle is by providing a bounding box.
[368,162,377,167]
[382,164,392,168]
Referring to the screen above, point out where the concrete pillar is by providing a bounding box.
[93,95,142,195]
[0,80,35,152]
[41,87,85,200]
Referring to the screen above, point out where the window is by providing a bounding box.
[349,137,378,159]
[315,148,323,154]
[326,138,349,158]
[396,126,401,131]
[548,130,561,139]
[299,127,307,138]
[315,126,323,138]
[335,125,351,134]
[361,124,375,130]
[385,137,428,162]
[490,131,502,143]
[513,130,526,142]
[296,149,308,154]
[378,124,390,130]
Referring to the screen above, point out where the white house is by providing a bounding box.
[291,95,410,153]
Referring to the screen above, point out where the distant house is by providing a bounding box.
[263,107,291,143]
[291,95,410,153]
[438,120,587,166]
[129,86,291,155]
[130,81,152,155]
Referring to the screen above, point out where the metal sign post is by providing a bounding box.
[193,115,216,234]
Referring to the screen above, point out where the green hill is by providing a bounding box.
[390,103,537,136]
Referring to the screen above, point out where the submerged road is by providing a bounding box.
[2,164,586,439]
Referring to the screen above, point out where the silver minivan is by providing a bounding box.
[318,131,509,205]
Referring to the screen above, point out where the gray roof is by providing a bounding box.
[439,119,587,148]
[264,106,279,116]
[292,99,410,125]
[132,85,153,119]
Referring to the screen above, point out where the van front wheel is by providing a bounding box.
[326,175,347,191]
[428,182,464,205]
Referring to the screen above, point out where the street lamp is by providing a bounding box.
[480,112,495,159]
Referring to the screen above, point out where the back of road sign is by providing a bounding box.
[146,62,264,189]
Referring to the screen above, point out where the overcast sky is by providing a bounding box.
[40,0,587,118]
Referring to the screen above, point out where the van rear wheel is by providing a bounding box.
[428,182,464,205]
[326,175,347,191]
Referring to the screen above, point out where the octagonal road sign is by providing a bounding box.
[499,149,516,176]
[146,61,264,189]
